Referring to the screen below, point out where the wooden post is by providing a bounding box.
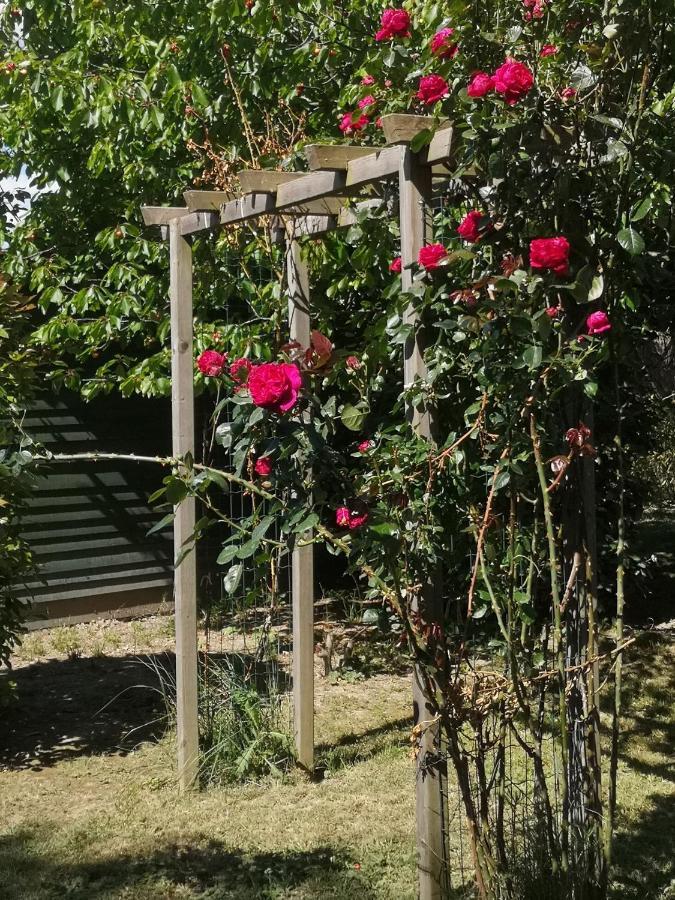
[398,146,449,898]
[285,222,315,772]
[169,219,199,791]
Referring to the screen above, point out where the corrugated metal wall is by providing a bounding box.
[18,393,174,626]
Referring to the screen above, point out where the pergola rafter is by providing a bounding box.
[142,113,454,900]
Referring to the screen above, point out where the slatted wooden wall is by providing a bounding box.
[18,393,173,627]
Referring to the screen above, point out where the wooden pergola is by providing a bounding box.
[142,113,454,900]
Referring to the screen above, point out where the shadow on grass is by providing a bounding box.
[0,829,382,900]
[313,716,411,777]
[615,631,675,781]
[0,650,290,771]
[609,789,675,899]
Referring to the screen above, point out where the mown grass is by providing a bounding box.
[0,630,672,899]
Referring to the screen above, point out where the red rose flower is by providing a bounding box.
[339,112,369,134]
[389,256,402,273]
[335,504,369,530]
[457,210,486,243]
[375,8,411,41]
[230,357,252,384]
[197,349,227,377]
[540,44,558,57]
[586,310,611,335]
[248,362,302,414]
[561,86,577,100]
[529,237,570,276]
[254,457,272,477]
[430,28,459,59]
[467,71,494,98]
[493,59,534,106]
[358,94,376,109]
[346,355,362,371]
[361,74,376,86]
[418,243,448,270]
[545,305,561,318]
[416,74,449,106]
[357,440,374,453]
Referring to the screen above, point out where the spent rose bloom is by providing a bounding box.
[418,243,448,270]
[375,116,383,128]
[335,506,351,527]
[248,362,302,414]
[467,71,494,98]
[416,74,449,106]
[389,256,402,273]
[430,28,459,59]
[361,74,376,86]
[254,457,272,477]
[493,59,534,106]
[345,355,362,370]
[339,112,369,134]
[561,86,577,100]
[540,44,558,57]
[545,305,561,318]
[457,210,486,243]
[586,310,612,335]
[375,8,411,41]
[230,357,252,384]
[530,237,571,276]
[358,94,376,109]
[357,440,374,453]
[197,350,227,377]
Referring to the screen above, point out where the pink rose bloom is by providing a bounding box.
[467,71,494,98]
[197,350,227,377]
[357,440,374,452]
[430,28,459,59]
[416,74,449,106]
[586,310,611,335]
[254,457,272,476]
[545,305,561,318]
[349,511,369,529]
[345,355,362,370]
[248,362,302,413]
[418,243,448,270]
[457,210,485,243]
[530,237,571,276]
[339,112,369,134]
[358,94,376,109]
[493,59,534,106]
[561,86,577,100]
[389,256,402,273]
[540,44,558,57]
[384,79,393,88]
[375,8,411,41]
[375,116,383,128]
[361,74,376,86]
[230,357,252,384]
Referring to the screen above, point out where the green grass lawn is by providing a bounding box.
[0,622,673,899]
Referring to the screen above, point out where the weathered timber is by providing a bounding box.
[183,190,232,211]
[142,206,191,226]
[304,144,375,171]
[169,220,199,793]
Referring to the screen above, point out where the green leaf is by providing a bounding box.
[569,65,595,90]
[616,227,645,255]
[630,197,652,222]
[600,139,629,165]
[147,512,174,535]
[522,345,542,370]
[341,404,366,431]
[223,563,243,595]
[216,544,240,565]
[165,479,188,504]
[410,128,433,152]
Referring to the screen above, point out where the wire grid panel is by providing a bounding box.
[196,242,294,739]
